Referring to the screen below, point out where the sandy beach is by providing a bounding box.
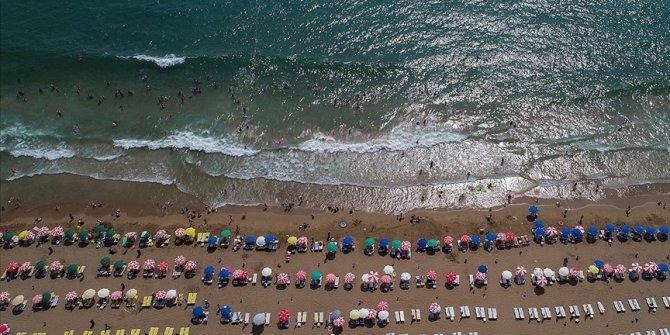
[1,177,669,335]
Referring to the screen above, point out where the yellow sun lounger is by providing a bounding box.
[82,331,93,335]
[163,327,174,335]
[64,331,74,335]
[186,292,197,305]
[178,328,189,335]
[141,296,153,308]
[33,333,47,335]
[130,330,141,335]
[114,330,125,335]
[148,327,159,335]
[100,330,110,335]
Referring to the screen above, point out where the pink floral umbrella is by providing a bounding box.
[344,272,355,284]
[426,270,437,281]
[496,232,506,241]
[475,272,487,281]
[32,294,42,305]
[276,273,290,285]
[443,236,453,246]
[154,230,167,239]
[125,232,137,241]
[127,261,140,271]
[631,262,642,273]
[400,241,411,251]
[367,309,377,319]
[570,267,580,277]
[50,226,64,237]
[0,323,11,335]
[546,227,558,237]
[367,271,379,284]
[6,262,19,273]
[429,302,441,314]
[49,260,62,272]
[459,235,470,243]
[332,316,345,327]
[143,259,155,271]
[295,270,306,281]
[156,261,168,273]
[603,264,614,274]
[110,291,123,301]
[154,291,167,300]
[0,291,10,304]
[232,269,244,280]
[515,266,527,277]
[615,264,626,274]
[174,256,186,267]
[19,262,31,273]
[37,226,49,237]
[174,228,185,238]
[380,275,392,285]
[505,232,516,242]
[297,236,308,246]
[65,291,78,302]
[184,261,197,272]
[325,273,337,284]
[22,231,35,241]
[377,301,389,311]
[536,275,548,287]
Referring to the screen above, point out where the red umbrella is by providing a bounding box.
[332,316,345,327]
[325,273,337,284]
[6,262,19,273]
[475,272,487,281]
[156,261,168,273]
[426,270,437,281]
[505,232,516,242]
[443,236,453,245]
[278,309,291,323]
[344,272,355,284]
[445,271,457,282]
[295,270,307,281]
[0,323,10,335]
[377,301,389,311]
[459,235,470,243]
[380,275,392,284]
[277,272,290,285]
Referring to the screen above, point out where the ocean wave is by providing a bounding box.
[113,131,259,157]
[125,54,185,68]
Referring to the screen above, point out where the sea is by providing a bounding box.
[1,0,669,213]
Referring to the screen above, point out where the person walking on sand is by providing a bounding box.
[89,320,95,329]
[137,250,141,258]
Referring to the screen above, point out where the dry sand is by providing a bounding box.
[1,182,669,335]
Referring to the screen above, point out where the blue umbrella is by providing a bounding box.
[594,259,604,268]
[245,235,255,245]
[379,238,389,247]
[604,224,616,233]
[587,227,598,236]
[220,305,232,317]
[478,265,488,273]
[534,220,545,229]
[343,236,353,246]
[219,268,229,279]
[535,230,545,238]
[208,236,217,247]
[571,228,582,238]
[645,226,656,236]
[417,238,427,248]
[633,225,644,235]
[485,232,496,242]
[659,263,669,273]
[204,266,215,275]
[470,235,480,245]
[192,306,205,318]
[659,226,669,235]
[265,234,275,245]
[619,225,630,235]
[528,204,538,215]
[561,227,571,236]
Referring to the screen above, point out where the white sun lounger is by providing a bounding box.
[468,274,475,288]
[469,332,479,335]
[487,307,497,320]
[514,307,524,320]
[528,308,538,321]
[399,310,405,323]
[394,311,400,323]
[318,312,323,325]
[251,273,258,285]
[662,297,670,308]
[460,306,470,318]
[541,307,551,319]
[597,301,605,314]
[582,304,592,318]
[475,307,485,320]
[296,312,303,327]
[647,331,657,335]
[314,312,321,327]
[244,313,249,325]
[415,308,421,321]
[334,276,339,288]
[569,305,580,318]
[452,333,462,335]
[446,306,455,321]
[646,297,658,312]
[658,328,669,335]
[629,299,641,311]
[265,313,270,326]
[411,309,416,320]
[555,306,566,318]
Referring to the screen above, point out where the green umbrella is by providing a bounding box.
[67,264,78,274]
[100,256,111,267]
[427,239,439,248]
[2,231,13,241]
[391,240,401,249]
[365,237,375,247]
[94,224,105,234]
[78,230,89,241]
[327,242,337,253]
[113,260,125,270]
[35,260,46,270]
[42,292,51,304]
[64,229,75,241]
[311,270,322,281]
[105,229,115,240]
[220,229,231,238]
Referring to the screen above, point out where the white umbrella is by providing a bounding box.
[378,310,389,321]
[383,265,394,275]
[400,272,411,281]
[359,308,370,318]
[82,289,96,300]
[97,288,110,299]
[253,313,265,326]
[543,268,554,278]
[558,267,569,277]
[256,236,266,247]
[166,290,177,299]
[361,273,370,283]
[125,289,137,299]
[501,270,512,280]
[261,267,272,277]
[533,268,543,277]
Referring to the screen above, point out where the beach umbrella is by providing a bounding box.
[220,229,231,239]
[658,226,669,236]
[127,261,140,271]
[543,268,554,278]
[528,204,538,215]
[377,301,389,311]
[361,273,370,284]
[574,225,585,234]
[349,309,360,320]
[475,272,487,281]
[64,229,75,241]
[295,270,306,281]
[265,234,277,246]
[65,291,77,302]
[365,237,375,247]
[470,234,481,245]
[633,225,644,235]
[174,256,186,267]
[427,238,439,249]
[67,263,79,274]
[93,224,105,234]
[478,264,488,273]
[603,264,614,274]
[97,289,110,299]
[619,225,630,235]
[658,263,669,273]
[330,310,342,321]
[459,235,470,244]
[344,272,355,284]
[261,267,272,277]
[368,271,379,284]
[429,302,441,314]
[49,260,61,272]
[157,261,168,272]
[232,269,245,280]
[327,241,337,253]
[546,227,558,237]
[379,238,389,248]
[604,224,616,234]
[534,230,544,239]
[445,271,457,282]
[535,220,545,230]
[644,262,658,273]
[78,230,89,241]
[391,239,401,249]
[184,227,196,238]
[125,289,137,299]
[561,227,570,237]
[166,290,177,299]
[358,308,370,319]
[426,270,437,281]
[400,272,411,281]
[615,264,626,275]
[277,272,290,285]
[220,305,231,317]
[297,236,308,246]
[50,226,63,237]
[219,267,230,279]
[100,256,111,267]
[506,232,516,242]
[278,310,291,324]
[443,236,454,245]
[383,265,394,275]
[19,262,31,273]
[400,240,411,251]
[631,262,642,273]
[536,275,548,287]
[113,260,125,270]
[207,236,217,247]
[154,290,166,300]
[174,228,185,238]
[380,275,392,285]
[255,236,266,247]
[311,270,322,281]
[0,291,9,304]
[32,294,42,305]
[646,226,657,236]
[571,228,582,238]
[2,231,14,242]
[287,236,297,245]
[343,236,353,246]
[192,306,205,318]
[496,232,506,242]
[38,226,49,237]
[184,260,197,272]
[558,267,569,277]
[125,231,137,241]
[253,313,265,326]
[533,267,544,277]
[154,230,167,240]
[588,265,599,275]
[594,259,604,268]
[204,266,215,275]
[0,323,9,335]
[502,270,513,280]
[81,289,96,300]
[143,259,155,271]
[110,291,123,301]
[369,309,379,320]
[417,237,427,249]
[326,273,337,284]
[378,310,390,321]
[587,226,598,236]
[11,295,25,306]
[485,232,496,243]
[105,229,115,240]
[332,316,345,327]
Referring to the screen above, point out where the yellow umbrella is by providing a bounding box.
[125,289,137,299]
[287,236,298,246]
[12,295,25,306]
[184,227,196,238]
[588,265,599,275]
[82,289,96,300]
[17,230,29,239]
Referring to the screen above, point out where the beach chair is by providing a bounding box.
[468,274,474,289]
[446,306,455,321]
[251,273,257,285]
[265,312,271,326]
[555,306,564,319]
[394,311,400,323]
[659,328,670,335]
[597,301,605,314]
[314,312,321,327]
[178,328,189,335]
[415,308,421,321]
[587,304,594,318]
[460,306,470,318]
[578,270,585,282]
[646,297,658,312]
[475,307,484,320]
[83,332,93,335]
[541,307,552,319]
[296,311,303,327]
[663,297,670,308]
[114,330,125,335]
[101,330,110,335]
[319,311,324,325]
[334,276,339,288]
[488,307,497,320]
[569,305,580,318]
[163,327,173,335]
[0,270,6,281]
[130,330,140,335]
[244,312,250,326]
[78,265,86,276]
[514,307,524,320]
[141,296,153,308]
[399,310,405,323]
[64,331,74,335]
[186,292,197,305]
[629,299,640,311]
[411,309,416,321]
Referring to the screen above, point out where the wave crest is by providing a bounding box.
[128,54,185,68]
[113,131,259,157]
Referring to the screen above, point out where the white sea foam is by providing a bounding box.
[8,147,76,160]
[113,131,259,156]
[128,54,185,68]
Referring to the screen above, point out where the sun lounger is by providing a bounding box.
[82,332,93,335]
[178,328,188,335]
[578,270,585,281]
[646,297,658,312]
[147,328,159,335]
[597,301,605,314]
[399,310,405,323]
[64,331,74,335]
[415,308,421,321]
[141,296,153,308]
[468,274,474,288]
[444,306,454,321]
[555,306,566,318]
[475,307,485,320]
[78,265,86,276]
[394,311,400,323]
[319,312,324,325]
[569,305,580,318]
[541,307,551,319]
[582,304,593,318]
[411,309,416,320]
[647,331,657,335]
[130,330,140,335]
[659,328,669,335]
[251,273,258,285]
[663,297,670,308]
[513,307,523,320]
[334,276,339,288]
[314,312,321,326]
[629,299,641,311]
[114,330,125,335]
[460,306,470,318]
[297,311,303,327]
[530,307,540,321]
[265,313,271,326]
[163,327,174,335]
[186,293,197,305]
[487,307,497,320]
[244,312,250,325]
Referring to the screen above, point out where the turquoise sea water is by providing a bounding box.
[1,1,669,212]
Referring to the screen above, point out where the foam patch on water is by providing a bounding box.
[113,131,259,156]
[128,54,185,68]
